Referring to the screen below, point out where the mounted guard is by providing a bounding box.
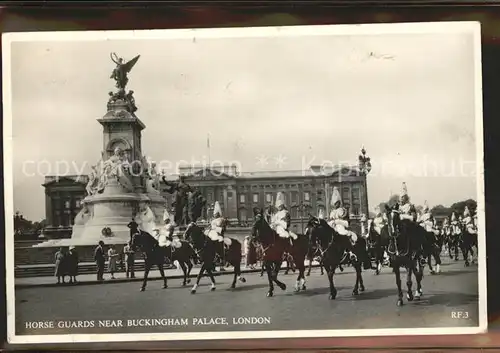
[398,182,418,223]
[462,206,477,235]
[270,192,298,244]
[205,201,232,259]
[163,209,182,249]
[327,186,358,245]
[450,211,461,235]
[372,206,388,235]
[418,201,434,233]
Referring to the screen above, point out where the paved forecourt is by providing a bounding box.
[15,256,479,336]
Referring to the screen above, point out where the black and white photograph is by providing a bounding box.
[3,22,487,344]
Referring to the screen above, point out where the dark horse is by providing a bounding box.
[130,230,198,291]
[184,221,246,293]
[251,208,309,297]
[460,226,478,267]
[422,226,442,274]
[366,219,390,275]
[306,216,367,299]
[384,205,426,306]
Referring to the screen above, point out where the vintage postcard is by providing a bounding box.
[3,22,487,345]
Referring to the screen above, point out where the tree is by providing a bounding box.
[450,199,477,215]
[378,194,400,211]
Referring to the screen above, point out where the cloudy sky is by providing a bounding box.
[7,25,481,221]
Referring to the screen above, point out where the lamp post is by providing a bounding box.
[358,146,372,216]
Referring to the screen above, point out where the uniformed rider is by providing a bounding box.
[372,206,388,235]
[462,206,477,235]
[270,192,298,244]
[164,209,182,249]
[327,186,358,261]
[450,211,461,236]
[398,182,418,223]
[418,201,434,233]
[205,201,232,260]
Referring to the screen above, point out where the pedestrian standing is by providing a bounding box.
[123,241,135,278]
[54,247,66,284]
[67,246,79,283]
[108,245,119,279]
[94,241,106,281]
[244,235,257,269]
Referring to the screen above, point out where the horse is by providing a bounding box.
[460,226,477,267]
[251,207,309,297]
[384,205,426,306]
[130,230,168,291]
[366,219,390,275]
[306,215,366,299]
[184,221,246,293]
[422,226,442,274]
[130,230,198,291]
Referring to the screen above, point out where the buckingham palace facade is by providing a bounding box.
[41,151,371,237]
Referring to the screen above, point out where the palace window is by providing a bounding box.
[342,187,350,206]
[239,194,245,203]
[291,191,298,203]
[352,185,361,215]
[64,200,71,209]
[290,207,298,218]
[304,192,310,201]
[75,200,81,208]
[239,208,247,221]
[253,193,259,203]
[266,193,272,203]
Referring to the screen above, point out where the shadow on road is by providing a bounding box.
[345,288,397,301]
[412,291,479,307]
[290,286,348,297]
[431,268,477,277]
[227,283,270,292]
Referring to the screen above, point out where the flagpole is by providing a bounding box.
[207,133,211,167]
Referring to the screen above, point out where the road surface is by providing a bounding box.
[15,257,479,335]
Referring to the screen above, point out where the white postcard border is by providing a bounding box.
[3,21,487,345]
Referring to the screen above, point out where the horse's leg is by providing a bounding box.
[265,260,275,297]
[394,262,403,306]
[352,261,360,296]
[158,264,168,289]
[327,263,337,300]
[186,259,193,284]
[428,253,435,275]
[272,260,287,291]
[306,253,312,276]
[358,260,365,292]
[294,256,306,292]
[234,260,246,287]
[230,260,238,289]
[434,247,442,273]
[191,263,205,294]
[462,242,470,267]
[298,256,307,291]
[179,261,188,286]
[454,240,460,261]
[406,262,414,302]
[375,246,382,275]
[206,266,216,291]
[140,260,150,292]
[415,259,424,299]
